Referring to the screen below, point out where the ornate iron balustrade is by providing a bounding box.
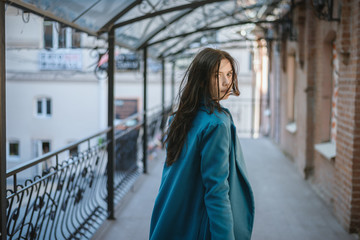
[4,105,172,240]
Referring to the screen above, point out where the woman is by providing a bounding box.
[150,48,255,240]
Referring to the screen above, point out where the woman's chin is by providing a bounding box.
[221,94,230,101]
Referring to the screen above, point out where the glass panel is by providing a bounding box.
[115,11,180,49]
[72,29,81,48]
[37,100,42,114]
[9,142,19,156]
[22,0,137,32]
[74,0,138,31]
[46,99,51,115]
[16,0,291,58]
[149,2,236,44]
[44,21,53,48]
[58,27,67,48]
[115,0,199,24]
[42,142,50,154]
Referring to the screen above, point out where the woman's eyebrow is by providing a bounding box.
[218,70,233,73]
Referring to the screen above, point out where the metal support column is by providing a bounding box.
[106,27,115,220]
[171,61,175,106]
[0,1,7,239]
[161,58,165,136]
[161,58,165,115]
[142,47,148,174]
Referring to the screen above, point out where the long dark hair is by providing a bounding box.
[164,48,240,166]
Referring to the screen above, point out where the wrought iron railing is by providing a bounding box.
[4,105,172,240]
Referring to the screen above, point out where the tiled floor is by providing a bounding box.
[92,138,359,240]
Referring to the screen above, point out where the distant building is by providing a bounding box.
[5,5,255,177]
[4,6,174,175]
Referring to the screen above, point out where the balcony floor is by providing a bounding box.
[92,138,359,240]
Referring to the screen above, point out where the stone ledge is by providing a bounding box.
[314,142,336,161]
[286,122,297,134]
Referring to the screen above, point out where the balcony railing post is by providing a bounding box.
[143,47,148,174]
[0,2,6,239]
[106,27,115,220]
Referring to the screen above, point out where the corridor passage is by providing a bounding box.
[93,138,358,240]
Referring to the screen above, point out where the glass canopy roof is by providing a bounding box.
[6,0,291,59]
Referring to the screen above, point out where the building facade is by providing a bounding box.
[5,6,175,174]
[5,5,255,176]
[263,0,360,233]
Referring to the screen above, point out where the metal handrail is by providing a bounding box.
[6,127,112,177]
[6,104,173,178]
[3,103,173,240]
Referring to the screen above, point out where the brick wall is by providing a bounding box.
[310,0,338,218]
[276,0,316,178]
[267,0,360,233]
[334,0,360,232]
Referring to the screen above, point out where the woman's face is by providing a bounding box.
[210,58,233,101]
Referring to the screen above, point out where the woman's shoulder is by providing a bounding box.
[196,106,231,129]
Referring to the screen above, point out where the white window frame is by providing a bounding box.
[35,97,52,118]
[7,140,20,161]
[44,21,73,49]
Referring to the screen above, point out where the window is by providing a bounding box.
[287,54,297,123]
[72,29,81,48]
[44,21,78,49]
[36,97,52,117]
[34,140,51,158]
[34,140,52,173]
[44,21,53,49]
[69,145,78,157]
[331,42,338,143]
[58,27,67,48]
[314,39,337,161]
[8,141,20,160]
[249,52,253,71]
[42,142,50,155]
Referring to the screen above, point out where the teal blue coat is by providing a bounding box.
[150,104,255,240]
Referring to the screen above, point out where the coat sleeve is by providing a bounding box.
[200,122,235,240]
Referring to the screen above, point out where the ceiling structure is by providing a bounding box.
[5,0,291,59]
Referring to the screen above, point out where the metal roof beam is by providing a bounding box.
[72,0,101,23]
[165,37,273,61]
[145,1,268,52]
[98,0,142,34]
[157,34,203,59]
[113,0,228,29]
[148,19,283,48]
[6,0,98,36]
[164,39,255,59]
[137,1,266,51]
[136,8,195,50]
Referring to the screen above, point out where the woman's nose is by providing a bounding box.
[222,75,230,86]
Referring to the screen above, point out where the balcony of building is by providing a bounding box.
[93,138,358,240]
[2,0,360,240]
